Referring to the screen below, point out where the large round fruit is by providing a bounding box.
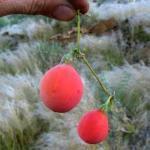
[40,64,83,113]
[77,109,109,144]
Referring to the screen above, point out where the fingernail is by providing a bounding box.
[52,5,75,21]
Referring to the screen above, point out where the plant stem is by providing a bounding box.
[81,53,110,96]
[76,10,111,97]
[100,95,113,112]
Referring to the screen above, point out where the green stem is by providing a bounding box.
[76,10,111,97]
[100,95,113,112]
[81,52,110,96]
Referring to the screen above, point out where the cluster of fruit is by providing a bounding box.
[40,64,109,144]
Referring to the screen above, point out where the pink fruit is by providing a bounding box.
[77,109,109,144]
[40,64,83,113]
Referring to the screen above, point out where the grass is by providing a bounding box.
[92,65,149,149]
[0,42,13,53]
[0,74,50,150]
[101,49,124,68]
[0,50,36,75]
[0,115,49,150]
[0,41,65,75]
[0,15,52,28]
[133,25,150,42]
[32,41,65,73]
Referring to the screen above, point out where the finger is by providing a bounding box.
[51,4,76,21]
[68,0,89,14]
[41,0,76,21]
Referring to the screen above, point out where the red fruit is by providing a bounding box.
[40,64,83,113]
[77,109,109,144]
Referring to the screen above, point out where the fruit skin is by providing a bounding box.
[40,64,83,113]
[77,109,109,144]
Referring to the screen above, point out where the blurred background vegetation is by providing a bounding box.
[0,0,149,150]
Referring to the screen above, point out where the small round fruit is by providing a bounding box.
[77,109,109,144]
[40,64,83,113]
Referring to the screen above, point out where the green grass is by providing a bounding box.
[32,41,65,72]
[0,41,65,75]
[0,82,49,150]
[101,49,124,68]
[0,117,49,150]
[133,26,150,42]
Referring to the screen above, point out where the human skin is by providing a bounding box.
[0,0,89,21]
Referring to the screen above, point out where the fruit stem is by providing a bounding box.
[79,52,110,97]
[100,95,113,112]
[76,11,111,97]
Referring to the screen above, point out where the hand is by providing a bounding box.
[0,0,89,21]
